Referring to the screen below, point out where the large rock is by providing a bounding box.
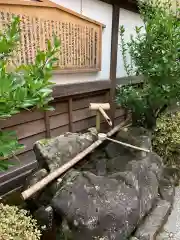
[26,126,175,239]
[116,127,151,147]
[79,148,108,176]
[155,166,176,205]
[105,141,131,159]
[111,154,162,218]
[115,126,152,159]
[159,177,175,204]
[80,127,152,176]
[34,205,54,231]
[52,153,163,240]
[52,170,139,240]
[34,130,97,172]
[24,168,63,207]
[24,169,48,203]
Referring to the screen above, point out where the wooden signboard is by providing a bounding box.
[0,0,105,73]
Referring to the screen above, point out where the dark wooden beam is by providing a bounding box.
[99,0,138,13]
[52,75,143,101]
[52,80,110,99]
[116,75,144,85]
[120,1,138,13]
[44,111,51,138]
[109,4,120,127]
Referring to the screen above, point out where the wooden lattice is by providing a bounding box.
[0,0,104,73]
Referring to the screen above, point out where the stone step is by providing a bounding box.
[157,186,180,240]
[134,199,171,240]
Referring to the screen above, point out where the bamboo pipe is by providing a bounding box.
[98,133,150,153]
[98,106,112,126]
[89,103,110,110]
[21,119,130,200]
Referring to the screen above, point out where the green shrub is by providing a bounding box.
[0,203,41,239]
[152,111,180,167]
[0,16,60,170]
[116,0,180,130]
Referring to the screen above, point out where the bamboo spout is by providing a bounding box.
[89,103,112,131]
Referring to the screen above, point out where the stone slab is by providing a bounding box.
[157,186,180,240]
[135,199,171,240]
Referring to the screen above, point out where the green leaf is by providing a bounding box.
[39,88,52,94]
[47,40,52,52]
[0,161,15,171]
[0,16,58,171]
[36,51,46,64]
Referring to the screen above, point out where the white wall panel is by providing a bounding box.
[50,0,112,84]
[49,1,144,83]
[116,9,143,78]
[51,0,81,13]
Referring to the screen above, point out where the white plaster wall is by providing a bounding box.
[51,0,81,14]
[116,9,143,78]
[50,0,112,84]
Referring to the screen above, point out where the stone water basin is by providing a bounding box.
[1,127,176,239]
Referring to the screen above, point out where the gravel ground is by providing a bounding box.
[157,186,180,240]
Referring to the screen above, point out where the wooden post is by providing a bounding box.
[96,110,101,132]
[68,98,73,132]
[109,4,120,127]
[44,111,51,138]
